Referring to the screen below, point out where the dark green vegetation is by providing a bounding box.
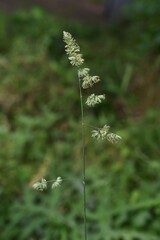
[0,0,160,239]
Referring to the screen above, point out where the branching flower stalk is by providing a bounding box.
[63,31,121,240]
[32,31,122,240]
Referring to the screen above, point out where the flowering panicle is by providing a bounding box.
[63,31,122,144]
[63,31,84,66]
[32,178,47,191]
[78,68,101,89]
[82,75,100,89]
[86,94,105,107]
[92,124,110,140]
[32,176,62,191]
[106,133,122,144]
[78,68,90,78]
[92,125,121,143]
[51,177,63,189]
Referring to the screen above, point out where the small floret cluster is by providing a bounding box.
[63,31,84,66]
[92,124,121,143]
[86,94,105,107]
[32,177,62,191]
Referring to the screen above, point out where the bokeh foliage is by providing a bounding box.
[0,0,160,239]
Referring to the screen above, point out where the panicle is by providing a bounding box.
[86,94,105,107]
[82,75,100,89]
[63,31,84,67]
[32,178,47,191]
[78,68,90,78]
[106,133,122,144]
[92,124,110,140]
[92,125,122,143]
[51,176,63,189]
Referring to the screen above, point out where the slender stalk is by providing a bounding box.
[78,73,87,240]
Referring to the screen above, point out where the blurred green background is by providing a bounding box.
[0,0,160,239]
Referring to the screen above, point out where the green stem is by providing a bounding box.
[78,72,87,240]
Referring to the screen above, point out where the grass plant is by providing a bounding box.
[33,31,121,239]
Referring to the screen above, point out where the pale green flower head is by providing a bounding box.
[51,176,63,189]
[78,68,90,78]
[32,178,47,191]
[86,94,105,107]
[92,124,110,140]
[107,133,122,144]
[32,177,63,191]
[82,75,100,89]
[92,125,122,143]
[63,31,84,66]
